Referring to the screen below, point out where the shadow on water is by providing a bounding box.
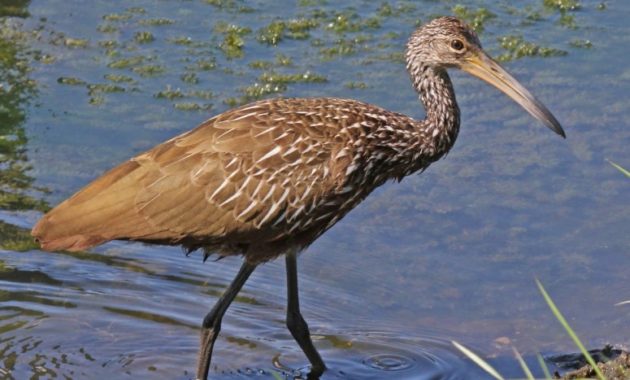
[0,0,628,379]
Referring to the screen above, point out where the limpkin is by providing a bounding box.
[32,17,565,379]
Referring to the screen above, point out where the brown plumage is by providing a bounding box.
[32,97,446,263]
[31,17,565,379]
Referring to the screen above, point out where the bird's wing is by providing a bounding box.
[132,101,344,241]
[32,99,356,252]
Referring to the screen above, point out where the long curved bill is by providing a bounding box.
[461,51,566,138]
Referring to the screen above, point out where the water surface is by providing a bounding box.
[1,0,629,379]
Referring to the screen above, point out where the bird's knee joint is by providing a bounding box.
[286,311,309,334]
[202,315,222,332]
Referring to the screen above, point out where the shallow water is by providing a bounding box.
[1,0,629,379]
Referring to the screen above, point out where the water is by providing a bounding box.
[1,0,629,379]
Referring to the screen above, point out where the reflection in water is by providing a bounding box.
[0,1,30,18]
[0,4,47,214]
[0,221,38,251]
[0,4,67,378]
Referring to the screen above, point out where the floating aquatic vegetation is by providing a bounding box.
[569,39,592,48]
[215,23,251,59]
[33,52,55,64]
[64,37,89,48]
[242,82,286,99]
[126,7,146,14]
[107,55,145,69]
[497,35,567,61]
[247,55,292,70]
[224,82,287,107]
[139,18,174,26]
[319,42,356,59]
[97,24,118,33]
[377,2,416,17]
[173,102,213,111]
[319,36,372,60]
[543,0,581,11]
[87,83,126,95]
[168,36,194,46]
[189,90,214,100]
[221,34,244,58]
[325,10,381,34]
[194,58,216,71]
[377,3,394,17]
[525,10,544,22]
[451,5,496,33]
[104,73,135,83]
[154,86,186,100]
[83,80,134,105]
[363,51,405,64]
[155,86,214,101]
[102,12,133,22]
[89,96,104,105]
[57,76,86,85]
[285,18,320,39]
[344,81,368,89]
[180,72,199,84]
[134,31,154,44]
[558,14,577,28]
[132,64,166,77]
[223,69,326,106]
[257,18,319,45]
[98,40,118,50]
[248,60,272,70]
[276,53,292,66]
[204,0,254,13]
[297,0,326,6]
[258,71,327,85]
[257,21,285,46]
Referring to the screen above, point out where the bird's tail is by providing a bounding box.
[31,160,148,251]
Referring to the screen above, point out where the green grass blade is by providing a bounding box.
[452,340,505,380]
[535,278,606,380]
[606,159,630,178]
[512,347,535,380]
[536,352,553,380]
[271,370,284,380]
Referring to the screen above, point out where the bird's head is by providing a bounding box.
[406,16,565,138]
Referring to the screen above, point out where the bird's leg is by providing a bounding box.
[196,260,257,380]
[285,251,326,377]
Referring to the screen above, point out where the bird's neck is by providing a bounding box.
[409,63,460,158]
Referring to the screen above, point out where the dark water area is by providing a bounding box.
[0,0,628,379]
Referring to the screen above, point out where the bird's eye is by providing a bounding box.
[450,39,465,51]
